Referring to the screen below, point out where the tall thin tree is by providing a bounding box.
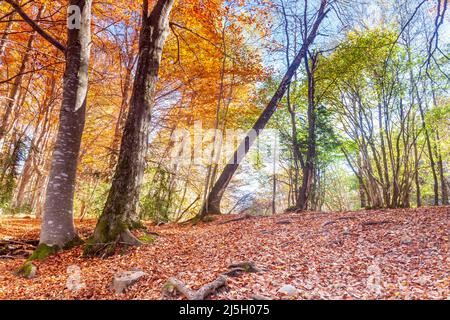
[200,0,330,217]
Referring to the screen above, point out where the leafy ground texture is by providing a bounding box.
[0,206,449,300]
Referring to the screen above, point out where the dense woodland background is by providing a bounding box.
[0,0,449,300]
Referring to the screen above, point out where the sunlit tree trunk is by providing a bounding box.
[39,0,92,249]
[86,0,175,257]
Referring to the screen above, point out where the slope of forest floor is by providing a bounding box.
[0,207,449,300]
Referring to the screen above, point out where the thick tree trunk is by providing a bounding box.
[200,0,329,217]
[38,0,92,250]
[85,0,174,257]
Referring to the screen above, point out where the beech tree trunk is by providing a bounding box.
[86,0,174,257]
[39,0,92,249]
[200,0,329,216]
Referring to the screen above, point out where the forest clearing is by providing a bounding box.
[1,0,449,303]
[1,206,449,300]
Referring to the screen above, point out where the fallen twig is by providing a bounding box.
[362,220,393,227]
[218,214,253,225]
[322,216,357,227]
[0,239,38,247]
[164,275,227,300]
[0,255,16,260]
[251,294,272,300]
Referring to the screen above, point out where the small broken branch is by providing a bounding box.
[0,239,38,247]
[362,220,393,227]
[224,261,262,277]
[164,275,227,300]
[322,216,357,227]
[192,275,227,300]
[251,294,272,300]
[218,214,253,225]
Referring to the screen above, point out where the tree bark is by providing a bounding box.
[200,0,329,216]
[108,37,137,175]
[86,0,174,257]
[39,0,92,249]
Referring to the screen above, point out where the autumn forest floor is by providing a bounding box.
[0,207,449,300]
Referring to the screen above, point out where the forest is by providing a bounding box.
[0,0,449,301]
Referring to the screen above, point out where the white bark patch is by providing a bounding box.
[74,0,92,112]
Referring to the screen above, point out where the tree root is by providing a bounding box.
[84,230,143,258]
[218,214,253,225]
[226,261,262,276]
[275,219,292,225]
[164,275,227,300]
[0,239,37,259]
[322,216,357,227]
[0,255,16,260]
[0,239,38,247]
[163,261,262,299]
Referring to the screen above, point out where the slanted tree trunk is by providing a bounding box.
[38,0,92,251]
[85,0,175,257]
[200,0,329,217]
